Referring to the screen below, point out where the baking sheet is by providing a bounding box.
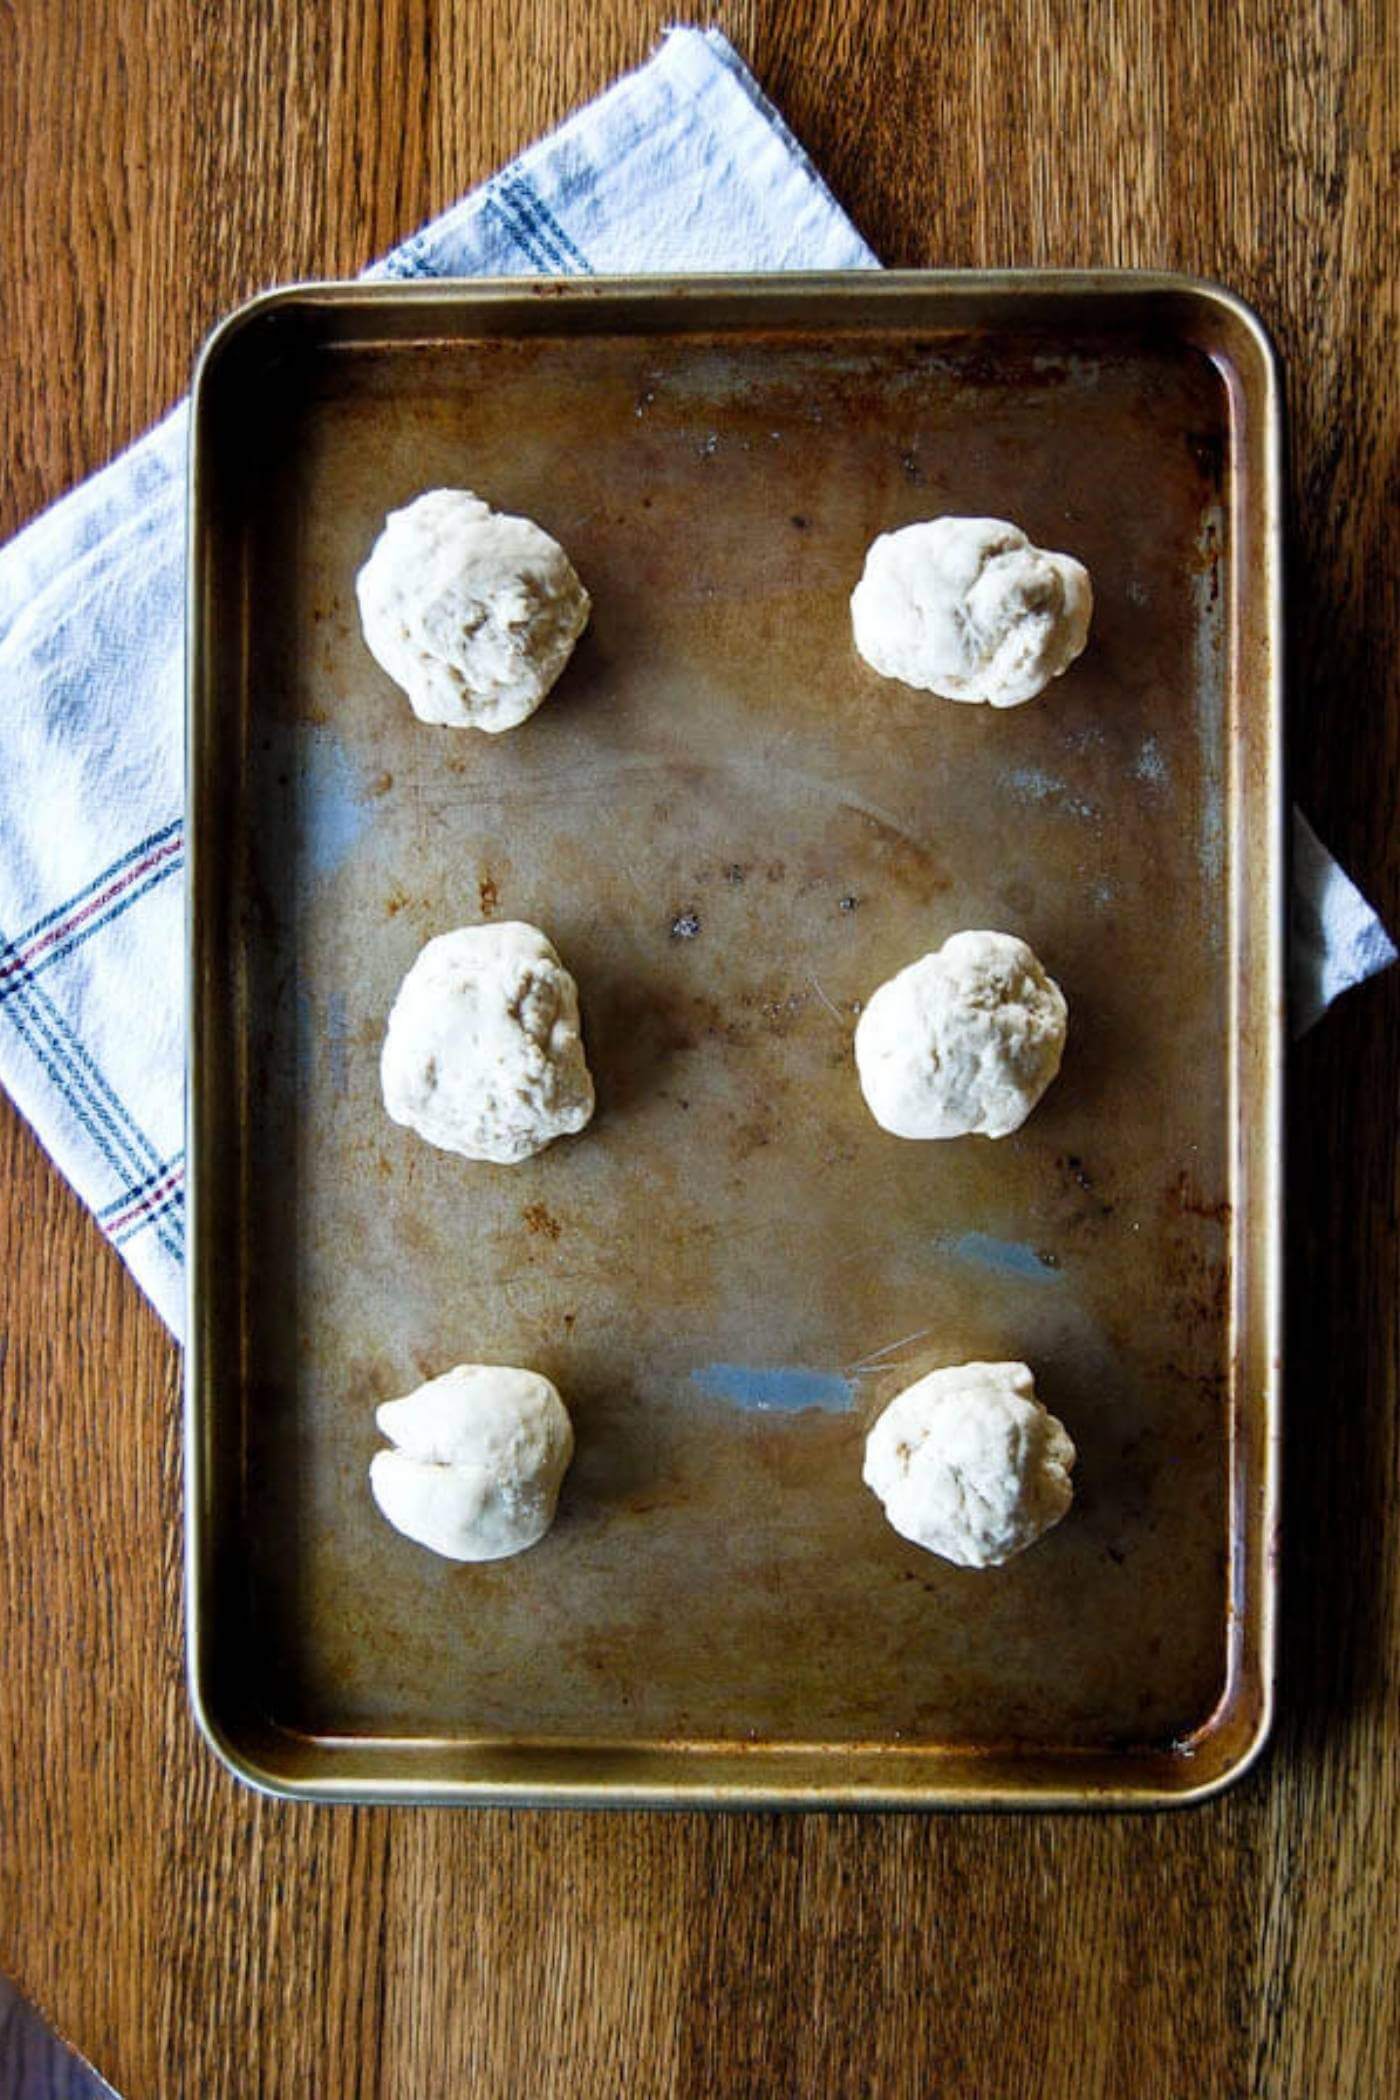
[186,275,1282,1806]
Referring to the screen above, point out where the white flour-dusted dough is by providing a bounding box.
[356,488,590,731]
[381,921,594,1163]
[863,1361,1075,1568]
[855,929,1067,1141]
[851,515,1091,707]
[370,1364,575,1562]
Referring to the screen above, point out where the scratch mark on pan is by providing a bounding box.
[691,1363,855,1413]
[325,991,350,1097]
[845,1326,941,1374]
[837,793,938,851]
[935,1231,1063,1283]
[396,752,675,816]
[807,972,849,1027]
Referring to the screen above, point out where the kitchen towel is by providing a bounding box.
[0,26,1392,1339]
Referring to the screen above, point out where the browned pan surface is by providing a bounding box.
[187,276,1282,1805]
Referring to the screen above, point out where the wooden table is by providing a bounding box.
[2,4,1395,2093]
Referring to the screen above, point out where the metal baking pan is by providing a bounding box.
[186,273,1283,1808]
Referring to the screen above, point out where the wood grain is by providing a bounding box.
[1,1,1396,2094]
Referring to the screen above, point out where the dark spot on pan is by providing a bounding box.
[726,864,747,885]
[670,910,701,940]
[1056,1151,1115,1222]
[732,1116,774,1159]
[523,1202,562,1241]
[839,894,859,914]
[367,770,394,797]
[1196,516,1223,604]
[479,874,500,917]
[790,513,809,530]
[1168,1169,1231,1224]
[1165,1360,1228,1395]
[385,887,410,918]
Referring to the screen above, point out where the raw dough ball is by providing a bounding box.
[863,1360,1075,1568]
[370,1364,575,1562]
[356,488,590,731]
[851,515,1092,706]
[381,921,595,1163]
[855,930,1067,1140]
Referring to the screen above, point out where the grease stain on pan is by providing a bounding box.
[934,1231,1063,1283]
[691,1363,855,1413]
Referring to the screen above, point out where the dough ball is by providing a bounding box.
[855,929,1067,1140]
[356,488,590,731]
[863,1360,1075,1568]
[851,515,1092,707]
[381,921,595,1163]
[370,1364,574,1562]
